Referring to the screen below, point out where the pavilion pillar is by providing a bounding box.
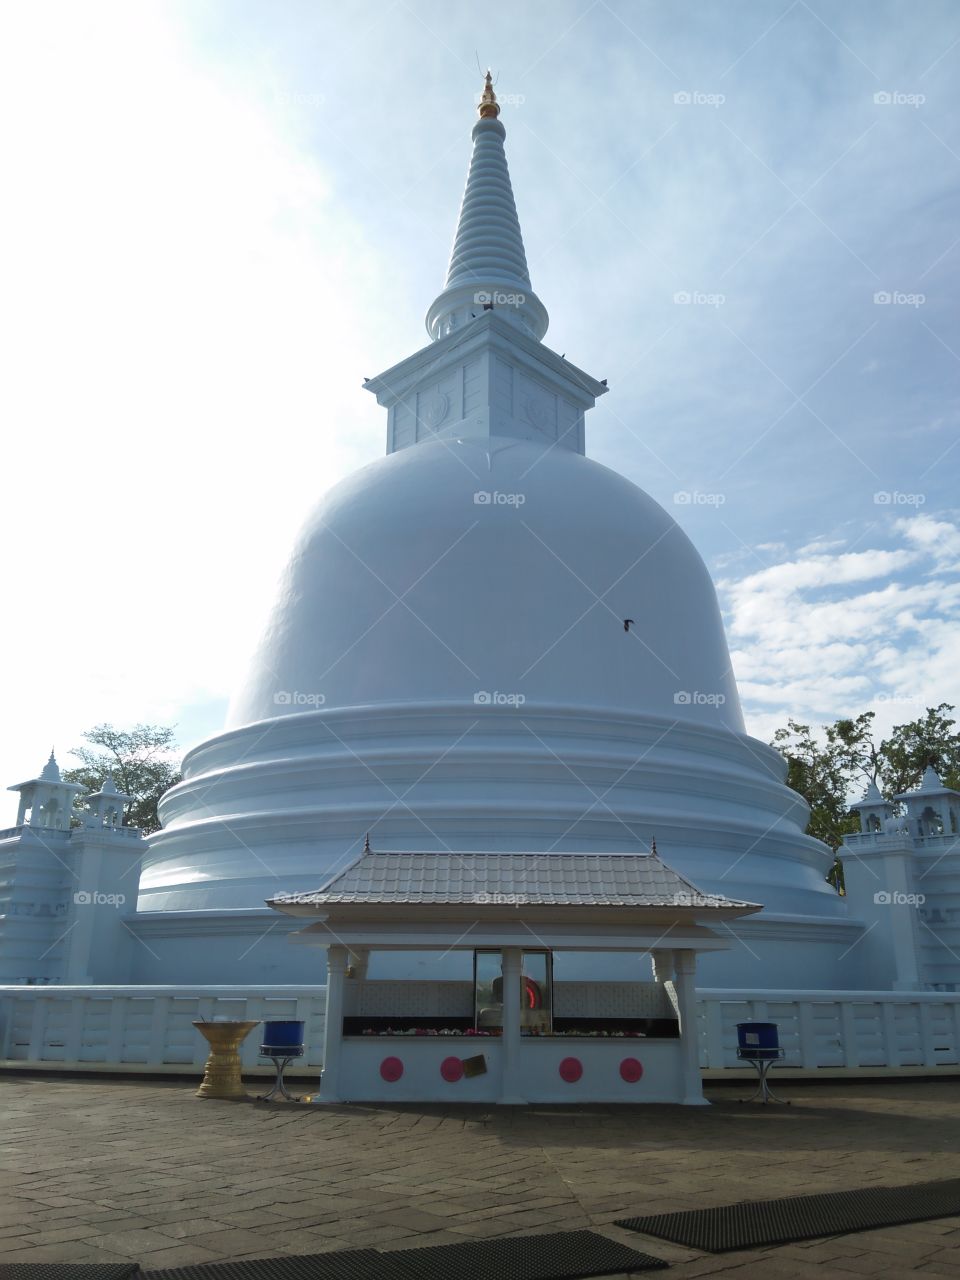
[319,945,348,1103]
[673,949,708,1106]
[500,946,525,1104]
[652,949,675,987]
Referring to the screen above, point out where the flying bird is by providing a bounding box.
[623,619,635,632]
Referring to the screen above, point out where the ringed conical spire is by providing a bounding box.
[426,73,548,342]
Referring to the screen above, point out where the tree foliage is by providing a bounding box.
[771,704,960,894]
[62,724,182,834]
[878,705,960,796]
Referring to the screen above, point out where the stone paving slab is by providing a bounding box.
[1,1076,960,1276]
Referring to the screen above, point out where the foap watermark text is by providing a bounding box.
[474,290,526,308]
[674,90,725,107]
[874,491,925,506]
[74,891,125,907]
[475,691,526,707]
[274,690,326,707]
[675,690,726,707]
[474,491,525,506]
[674,490,725,506]
[873,91,925,108]
[674,290,725,308]
[874,291,925,307]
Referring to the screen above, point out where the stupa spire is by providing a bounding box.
[425,73,548,343]
[478,69,500,119]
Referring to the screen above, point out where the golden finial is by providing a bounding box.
[478,69,500,119]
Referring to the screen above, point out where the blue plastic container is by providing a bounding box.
[261,1020,305,1055]
[736,1021,780,1059]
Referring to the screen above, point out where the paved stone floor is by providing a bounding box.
[1,1075,960,1276]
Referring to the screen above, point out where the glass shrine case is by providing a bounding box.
[474,949,553,1034]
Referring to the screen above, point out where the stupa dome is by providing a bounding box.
[226,435,743,733]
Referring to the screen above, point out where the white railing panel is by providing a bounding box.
[2,985,959,1077]
[929,1004,959,1062]
[0,986,327,1072]
[697,989,960,1072]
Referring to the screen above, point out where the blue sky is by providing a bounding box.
[1,1,958,819]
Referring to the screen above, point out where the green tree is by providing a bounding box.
[824,712,883,789]
[877,704,960,797]
[771,704,960,896]
[63,724,182,834]
[771,719,859,892]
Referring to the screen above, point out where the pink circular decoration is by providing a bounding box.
[559,1056,583,1083]
[440,1056,464,1083]
[380,1056,404,1082]
[620,1057,644,1083]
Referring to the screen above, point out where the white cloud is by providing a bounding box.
[796,537,848,555]
[725,515,960,740]
[895,513,960,568]
[722,548,918,599]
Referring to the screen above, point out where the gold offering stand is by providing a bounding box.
[193,1020,260,1099]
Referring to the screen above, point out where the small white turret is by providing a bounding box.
[82,773,133,829]
[893,766,960,840]
[8,750,85,829]
[855,778,899,834]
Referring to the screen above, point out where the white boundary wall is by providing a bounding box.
[0,987,327,1075]
[698,988,960,1073]
[2,985,960,1077]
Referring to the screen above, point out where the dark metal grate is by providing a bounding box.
[0,1266,141,1280]
[382,1229,668,1278]
[140,1230,667,1279]
[141,1251,386,1280]
[615,1177,960,1252]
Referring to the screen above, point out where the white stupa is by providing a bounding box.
[135,74,855,986]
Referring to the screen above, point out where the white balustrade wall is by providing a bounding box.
[698,989,960,1072]
[2,985,960,1076]
[0,987,327,1074]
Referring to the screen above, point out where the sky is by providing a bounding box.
[0,0,958,822]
